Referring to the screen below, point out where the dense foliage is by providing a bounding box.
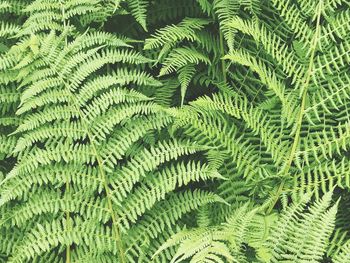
[1,0,350,262]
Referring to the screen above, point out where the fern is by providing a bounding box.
[127,0,148,31]
[2,0,350,262]
[0,3,224,261]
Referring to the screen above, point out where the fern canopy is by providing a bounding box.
[1,0,350,262]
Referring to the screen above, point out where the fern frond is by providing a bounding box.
[270,0,313,44]
[126,190,225,260]
[118,161,223,229]
[159,47,211,76]
[9,217,115,263]
[127,0,148,31]
[178,64,196,106]
[267,191,338,262]
[228,16,305,84]
[333,241,350,263]
[109,139,207,202]
[144,18,211,50]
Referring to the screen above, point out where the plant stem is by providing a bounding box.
[267,0,323,213]
[65,183,71,263]
[61,4,71,262]
[57,6,127,260]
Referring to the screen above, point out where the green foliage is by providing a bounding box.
[1,0,350,262]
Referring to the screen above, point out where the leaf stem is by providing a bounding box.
[53,7,127,259]
[61,4,71,262]
[267,0,323,213]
